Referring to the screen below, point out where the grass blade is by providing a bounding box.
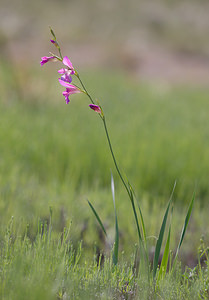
[157,224,171,281]
[128,182,146,242]
[87,199,107,237]
[111,173,119,265]
[128,182,150,279]
[129,186,143,243]
[153,181,176,279]
[173,192,195,268]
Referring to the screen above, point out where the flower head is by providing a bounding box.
[89,104,102,114]
[60,84,81,104]
[58,56,75,85]
[40,56,56,66]
[58,69,72,84]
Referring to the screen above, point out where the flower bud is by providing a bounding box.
[89,104,102,114]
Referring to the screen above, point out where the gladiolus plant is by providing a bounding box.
[41,27,194,283]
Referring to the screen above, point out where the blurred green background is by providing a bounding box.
[1,0,209,261]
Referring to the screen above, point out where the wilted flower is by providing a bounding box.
[89,104,102,114]
[40,56,56,66]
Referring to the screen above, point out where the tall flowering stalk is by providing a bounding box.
[40,28,146,257]
[41,28,194,280]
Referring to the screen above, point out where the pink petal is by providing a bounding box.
[40,56,54,66]
[63,56,74,70]
[63,94,70,104]
[66,87,81,94]
[61,73,72,83]
[58,78,73,88]
[58,68,66,74]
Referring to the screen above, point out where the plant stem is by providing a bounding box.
[76,73,95,105]
[102,117,131,198]
[76,72,144,248]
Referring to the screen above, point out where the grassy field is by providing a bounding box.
[1,0,209,297]
[1,58,209,298]
[1,219,209,300]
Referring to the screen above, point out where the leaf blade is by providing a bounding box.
[87,199,107,237]
[111,173,119,265]
[158,225,171,281]
[153,181,176,279]
[173,192,195,268]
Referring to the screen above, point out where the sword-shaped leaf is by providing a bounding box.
[153,181,176,279]
[87,199,107,237]
[111,173,119,266]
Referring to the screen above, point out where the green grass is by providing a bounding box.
[1,67,209,239]
[0,219,209,300]
[1,68,209,198]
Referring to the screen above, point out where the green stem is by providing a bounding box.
[103,118,144,246]
[102,117,130,197]
[58,46,63,60]
[76,73,95,105]
[76,72,144,248]
[103,116,149,280]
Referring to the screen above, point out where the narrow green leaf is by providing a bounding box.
[153,181,176,279]
[87,200,107,237]
[129,187,143,243]
[111,173,119,265]
[129,183,146,243]
[158,225,171,281]
[173,192,195,267]
[112,215,119,266]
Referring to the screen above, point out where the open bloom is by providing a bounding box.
[89,104,102,114]
[63,56,75,74]
[58,56,75,76]
[62,86,81,104]
[58,56,75,85]
[40,56,55,66]
[59,79,81,104]
[58,70,72,84]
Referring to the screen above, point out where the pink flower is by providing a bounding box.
[40,56,55,66]
[60,83,81,104]
[89,104,102,114]
[62,56,75,75]
[58,70,72,84]
[58,56,75,84]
